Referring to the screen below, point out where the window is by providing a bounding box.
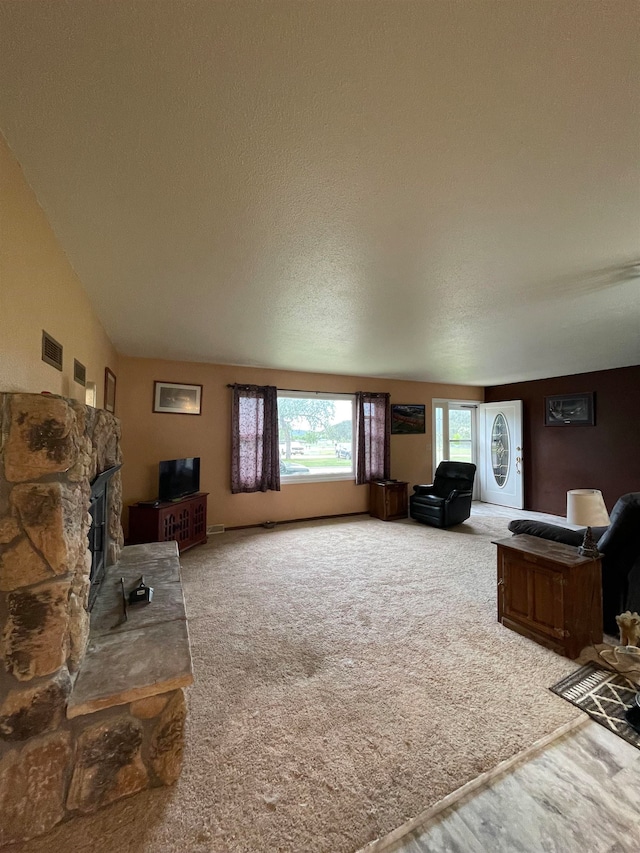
[277,391,355,482]
[433,400,477,469]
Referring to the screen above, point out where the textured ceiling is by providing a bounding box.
[0,1,638,386]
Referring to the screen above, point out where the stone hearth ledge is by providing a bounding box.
[67,542,193,719]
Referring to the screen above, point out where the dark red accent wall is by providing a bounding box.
[485,365,640,516]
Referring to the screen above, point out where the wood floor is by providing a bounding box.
[377,720,640,853]
[367,502,640,853]
[470,500,579,526]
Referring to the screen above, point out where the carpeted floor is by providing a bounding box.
[11,513,580,853]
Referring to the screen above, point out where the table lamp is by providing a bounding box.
[566,488,611,557]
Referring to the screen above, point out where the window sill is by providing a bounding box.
[280,473,354,485]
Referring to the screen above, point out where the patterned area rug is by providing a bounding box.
[551,664,640,750]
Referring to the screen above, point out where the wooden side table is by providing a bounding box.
[369,480,408,521]
[493,534,602,659]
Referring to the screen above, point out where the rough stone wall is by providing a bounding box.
[1,394,93,739]
[0,687,187,846]
[0,394,123,708]
[0,393,132,845]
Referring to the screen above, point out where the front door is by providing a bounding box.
[479,400,523,508]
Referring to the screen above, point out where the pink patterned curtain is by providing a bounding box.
[231,385,280,493]
[355,392,390,485]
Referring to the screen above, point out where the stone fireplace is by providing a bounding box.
[0,393,192,846]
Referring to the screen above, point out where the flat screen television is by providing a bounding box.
[158,457,200,502]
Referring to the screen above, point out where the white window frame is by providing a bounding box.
[432,399,479,497]
[277,390,356,484]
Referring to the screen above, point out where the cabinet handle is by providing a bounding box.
[497,578,504,586]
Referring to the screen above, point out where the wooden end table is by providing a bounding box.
[493,534,603,659]
[369,480,408,521]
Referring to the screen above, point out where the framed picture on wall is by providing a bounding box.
[391,404,426,434]
[153,381,203,415]
[544,392,594,426]
[104,368,116,413]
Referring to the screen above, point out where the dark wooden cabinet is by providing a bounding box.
[128,492,208,552]
[369,480,408,521]
[494,533,602,659]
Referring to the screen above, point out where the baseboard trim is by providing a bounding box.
[357,714,588,853]
[225,511,368,531]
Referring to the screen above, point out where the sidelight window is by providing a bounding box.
[433,400,477,474]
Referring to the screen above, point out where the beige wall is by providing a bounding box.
[118,356,483,531]
[0,129,482,531]
[0,134,118,404]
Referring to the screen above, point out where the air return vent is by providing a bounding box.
[42,331,63,371]
[73,359,86,386]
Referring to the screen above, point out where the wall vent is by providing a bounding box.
[42,331,63,371]
[74,359,87,386]
[207,524,225,535]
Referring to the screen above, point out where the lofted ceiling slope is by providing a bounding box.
[0,1,638,386]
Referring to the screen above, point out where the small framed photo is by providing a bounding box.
[391,404,426,434]
[153,381,202,415]
[104,368,116,413]
[544,392,594,426]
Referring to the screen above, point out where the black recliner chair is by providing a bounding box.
[508,492,640,634]
[410,461,477,529]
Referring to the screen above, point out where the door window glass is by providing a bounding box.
[491,413,510,487]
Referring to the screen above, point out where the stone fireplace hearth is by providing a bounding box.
[0,394,192,846]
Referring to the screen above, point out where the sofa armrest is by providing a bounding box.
[413,484,435,495]
[446,489,472,502]
[508,519,585,547]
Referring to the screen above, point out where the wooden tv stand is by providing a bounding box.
[128,492,208,552]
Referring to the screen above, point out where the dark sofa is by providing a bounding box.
[508,492,640,634]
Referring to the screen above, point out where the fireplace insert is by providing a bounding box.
[88,464,122,609]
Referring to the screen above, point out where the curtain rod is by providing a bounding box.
[227,384,356,396]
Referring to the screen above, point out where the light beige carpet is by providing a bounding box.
[11,513,579,853]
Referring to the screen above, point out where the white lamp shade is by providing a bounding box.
[566,489,610,526]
